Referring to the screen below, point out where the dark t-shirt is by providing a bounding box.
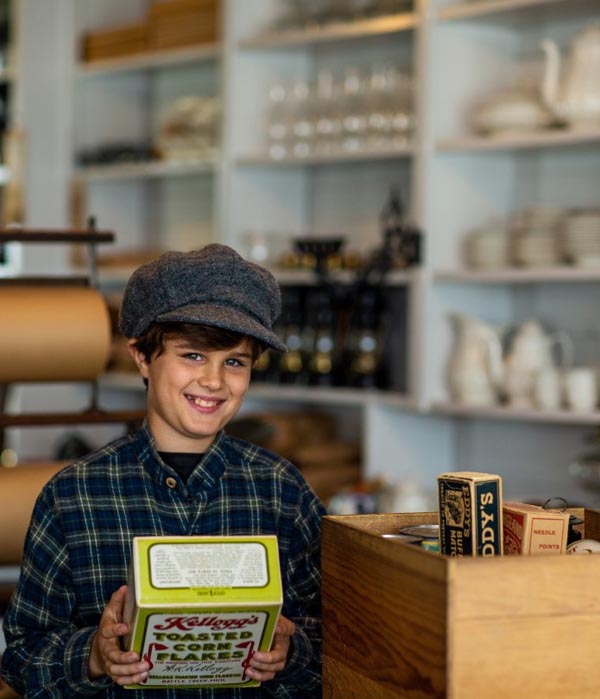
[158,451,204,483]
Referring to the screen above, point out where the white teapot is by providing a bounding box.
[541,24,600,130]
[503,320,573,407]
[447,313,504,407]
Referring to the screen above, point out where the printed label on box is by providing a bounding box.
[503,502,569,555]
[438,471,503,557]
[139,611,269,687]
[475,480,502,556]
[149,542,268,588]
[439,478,474,557]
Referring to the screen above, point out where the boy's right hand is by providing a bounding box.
[88,585,150,686]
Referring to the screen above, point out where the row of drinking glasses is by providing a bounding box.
[265,66,415,160]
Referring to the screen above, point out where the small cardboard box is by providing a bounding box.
[124,535,282,689]
[437,471,503,556]
[503,502,570,555]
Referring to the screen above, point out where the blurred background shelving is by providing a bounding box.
[1,0,600,515]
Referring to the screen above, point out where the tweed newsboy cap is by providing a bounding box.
[119,244,286,352]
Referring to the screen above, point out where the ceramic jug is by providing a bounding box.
[503,320,573,407]
[447,313,504,407]
[541,24,600,130]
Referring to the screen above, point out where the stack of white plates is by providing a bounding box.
[563,210,600,267]
[511,207,564,267]
[464,222,510,269]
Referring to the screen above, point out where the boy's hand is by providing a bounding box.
[88,585,150,686]
[244,615,296,682]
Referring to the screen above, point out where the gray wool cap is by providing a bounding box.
[119,244,286,352]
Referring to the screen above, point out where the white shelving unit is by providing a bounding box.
[420,0,600,503]
[72,0,223,258]
[13,0,598,505]
[223,0,600,503]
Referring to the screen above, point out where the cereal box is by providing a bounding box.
[123,535,282,689]
[437,471,503,557]
[503,502,570,555]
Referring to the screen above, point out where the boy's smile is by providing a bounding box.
[129,336,253,452]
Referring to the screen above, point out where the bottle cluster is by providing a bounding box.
[253,283,390,390]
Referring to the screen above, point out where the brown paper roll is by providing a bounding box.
[0,286,111,382]
[0,462,67,564]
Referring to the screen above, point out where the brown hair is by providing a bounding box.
[133,322,265,364]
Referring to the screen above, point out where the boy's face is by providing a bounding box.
[128,335,253,453]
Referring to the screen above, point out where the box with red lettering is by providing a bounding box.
[123,535,282,689]
[503,502,569,555]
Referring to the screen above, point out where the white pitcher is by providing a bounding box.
[447,313,504,407]
[541,24,600,130]
[504,320,573,408]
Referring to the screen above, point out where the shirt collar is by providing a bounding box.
[134,421,227,489]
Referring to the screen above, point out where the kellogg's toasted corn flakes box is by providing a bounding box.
[438,471,503,557]
[124,535,282,689]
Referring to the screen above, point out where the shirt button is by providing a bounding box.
[165,477,177,489]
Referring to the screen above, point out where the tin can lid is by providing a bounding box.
[399,524,439,540]
[381,533,421,544]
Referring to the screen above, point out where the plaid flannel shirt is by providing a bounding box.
[1,423,326,698]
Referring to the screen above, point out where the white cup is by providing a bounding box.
[534,368,562,411]
[564,367,598,413]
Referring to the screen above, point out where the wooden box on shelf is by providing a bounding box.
[148,0,219,49]
[322,510,600,699]
[82,22,148,62]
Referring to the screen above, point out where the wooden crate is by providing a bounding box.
[322,510,600,699]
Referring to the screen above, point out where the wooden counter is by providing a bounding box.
[322,510,600,699]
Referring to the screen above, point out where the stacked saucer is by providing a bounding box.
[562,210,600,267]
[511,207,564,267]
[464,221,510,269]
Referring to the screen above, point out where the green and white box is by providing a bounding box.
[124,535,283,689]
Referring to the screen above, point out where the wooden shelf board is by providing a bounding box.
[248,384,414,408]
[0,276,90,286]
[437,0,587,23]
[0,229,114,244]
[437,128,600,153]
[77,43,221,76]
[432,401,600,425]
[434,266,600,284]
[236,145,415,167]
[0,409,146,428]
[274,268,414,286]
[240,13,417,50]
[100,372,414,409]
[77,159,218,182]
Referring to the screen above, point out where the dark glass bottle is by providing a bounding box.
[277,287,309,385]
[345,286,387,389]
[306,287,338,386]
[379,188,423,269]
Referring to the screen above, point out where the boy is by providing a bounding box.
[1,244,326,698]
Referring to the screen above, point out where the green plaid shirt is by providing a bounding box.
[1,423,326,698]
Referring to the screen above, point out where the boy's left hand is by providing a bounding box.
[244,616,295,682]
